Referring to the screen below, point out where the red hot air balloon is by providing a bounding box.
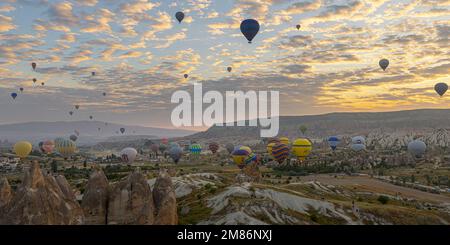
[208,142,219,154]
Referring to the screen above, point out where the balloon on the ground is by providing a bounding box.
[408,140,426,158]
[351,136,365,145]
[14,141,32,158]
[240,19,260,43]
[292,138,312,161]
[120,147,137,164]
[208,142,219,154]
[190,144,202,155]
[55,138,76,158]
[328,136,340,151]
[169,146,183,163]
[272,143,289,164]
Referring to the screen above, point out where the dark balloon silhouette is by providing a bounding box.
[240,19,260,43]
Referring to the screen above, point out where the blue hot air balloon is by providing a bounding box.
[240,19,260,43]
[328,136,340,151]
[11,93,17,99]
[175,12,185,23]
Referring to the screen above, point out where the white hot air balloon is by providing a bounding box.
[120,147,137,164]
[408,140,426,158]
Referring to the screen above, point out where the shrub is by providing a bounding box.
[377,195,389,205]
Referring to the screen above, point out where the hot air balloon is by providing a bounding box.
[292,138,312,161]
[266,142,276,156]
[31,62,36,71]
[42,140,55,154]
[92,72,96,76]
[11,93,17,99]
[351,136,365,145]
[268,137,280,144]
[296,24,301,30]
[102,92,106,96]
[161,138,169,145]
[232,146,256,169]
[151,143,159,154]
[240,19,260,43]
[120,147,137,164]
[41,82,44,86]
[208,142,219,154]
[408,140,426,158]
[279,137,290,145]
[184,74,188,79]
[379,59,389,71]
[19,88,24,92]
[98,127,101,131]
[434,83,448,97]
[328,136,340,151]
[38,141,45,153]
[14,141,32,158]
[299,125,307,135]
[169,142,180,150]
[175,11,185,23]
[33,78,37,83]
[55,138,76,158]
[169,146,183,164]
[226,143,234,154]
[69,111,73,116]
[227,67,232,72]
[69,134,78,142]
[120,128,125,134]
[190,144,202,155]
[74,130,80,136]
[89,115,93,120]
[272,143,290,164]
[159,144,167,153]
[75,105,79,110]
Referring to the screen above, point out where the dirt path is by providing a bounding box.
[300,174,450,204]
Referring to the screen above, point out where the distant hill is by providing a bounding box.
[0,121,195,145]
[188,109,450,142]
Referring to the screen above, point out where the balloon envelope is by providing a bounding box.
[379,59,389,71]
[328,136,340,150]
[14,141,32,158]
[351,136,365,145]
[175,11,185,23]
[190,144,202,155]
[296,24,301,30]
[42,140,55,154]
[292,138,312,161]
[120,128,125,134]
[272,143,289,164]
[69,134,78,142]
[208,142,219,154]
[31,62,36,70]
[55,138,76,157]
[120,147,137,164]
[434,83,448,97]
[232,146,256,169]
[351,143,365,152]
[240,19,260,43]
[169,146,183,163]
[408,140,426,158]
[11,93,17,99]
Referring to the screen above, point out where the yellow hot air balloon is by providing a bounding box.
[55,139,76,158]
[14,141,32,158]
[292,138,312,161]
[266,142,275,156]
[280,137,290,145]
[232,146,254,168]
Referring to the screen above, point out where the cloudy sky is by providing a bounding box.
[0,0,449,130]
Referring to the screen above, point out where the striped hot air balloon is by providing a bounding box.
[232,146,256,169]
[208,142,219,154]
[272,143,290,164]
[266,142,276,157]
[190,144,202,155]
[279,137,290,145]
[55,138,76,158]
[292,138,312,161]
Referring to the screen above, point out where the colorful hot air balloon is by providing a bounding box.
[240,19,260,43]
[14,141,32,158]
[379,59,389,71]
[190,144,202,155]
[175,11,185,23]
[279,137,290,145]
[184,74,188,79]
[69,134,78,142]
[55,138,76,158]
[11,93,17,99]
[226,143,234,154]
[227,67,232,72]
[232,146,256,169]
[31,62,36,71]
[120,147,137,164]
[169,146,183,164]
[328,136,340,151]
[266,142,276,156]
[434,83,448,97]
[272,143,289,164]
[296,24,301,30]
[120,128,125,134]
[408,140,426,158]
[292,138,312,161]
[208,142,219,154]
[161,138,169,145]
[42,140,55,154]
[268,137,280,144]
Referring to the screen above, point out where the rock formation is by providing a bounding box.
[0,177,12,208]
[153,169,178,225]
[81,169,109,224]
[107,170,155,225]
[0,162,84,225]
